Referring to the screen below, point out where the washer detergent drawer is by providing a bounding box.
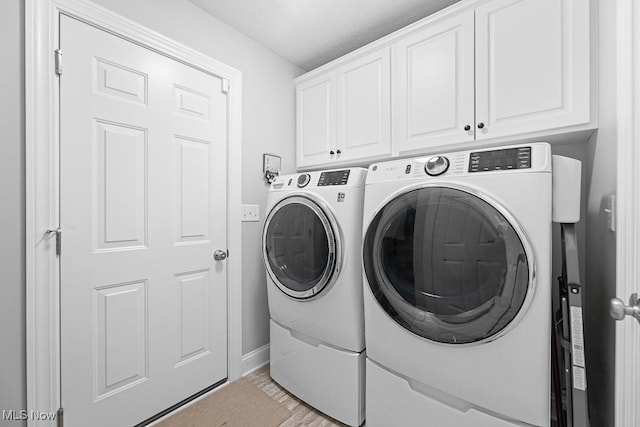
[366,358,537,427]
[270,320,365,426]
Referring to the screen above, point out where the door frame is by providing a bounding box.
[615,0,640,424]
[25,0,243,422]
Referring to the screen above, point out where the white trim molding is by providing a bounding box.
[25,0,243,424]
[240,344,270,376]
[615,0,640,426]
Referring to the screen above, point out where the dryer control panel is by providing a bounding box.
[365,142,552,185]
[469,146,531,172]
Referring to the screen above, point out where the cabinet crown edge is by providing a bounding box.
[295,0,481,84]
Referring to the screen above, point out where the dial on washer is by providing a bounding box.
[425,156,450,176]
[297,173,311,188]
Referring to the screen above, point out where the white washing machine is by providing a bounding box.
[263,168,367,426]
[361,143,580,426]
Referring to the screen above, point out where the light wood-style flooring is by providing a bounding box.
[246,364,349,427]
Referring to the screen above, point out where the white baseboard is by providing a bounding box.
[241,344,270,376]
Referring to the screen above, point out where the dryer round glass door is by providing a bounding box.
[363,186,531,344]
[263,196,340,299]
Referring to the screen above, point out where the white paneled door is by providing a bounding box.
[59,15,228,427]
[615,1,640,426]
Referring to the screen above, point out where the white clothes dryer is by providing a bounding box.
[361,143,579,427]
[263,168,367,426]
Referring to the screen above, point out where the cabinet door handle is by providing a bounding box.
[336,149,342,154]
[477,122,485,129]
[464,125,471,131]
[330,150,335,155]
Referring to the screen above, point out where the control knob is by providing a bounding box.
[297,173,311,188]
[425,155,450,176]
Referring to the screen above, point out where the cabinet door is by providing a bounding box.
[296,74,336,168]
[475,0,591,140]
[336,47,391,163]
[393,10,475,153]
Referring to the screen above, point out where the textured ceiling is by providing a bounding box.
[189,0,461,71]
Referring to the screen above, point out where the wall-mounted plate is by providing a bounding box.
[263,153,281,174]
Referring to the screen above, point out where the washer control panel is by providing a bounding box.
[318,169,350,186]
[469,146,531,173]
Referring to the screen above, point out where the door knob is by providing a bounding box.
[610,293,640,324]
[477,122,485,129]
[214,250,228,261]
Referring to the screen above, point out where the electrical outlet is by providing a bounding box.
[241,204,260,222]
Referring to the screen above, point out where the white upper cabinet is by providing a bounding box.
[393,10,475,152]
[296,48,391,169]
[337,48,391,164]
[295,0,594,168]
[296,74,336,168]
[474,0,591,140]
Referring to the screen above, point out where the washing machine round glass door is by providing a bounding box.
[263,195,340,299]
[363,186,531,344]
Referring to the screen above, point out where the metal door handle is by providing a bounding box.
[214,250,227,261]
[610,293,640,324]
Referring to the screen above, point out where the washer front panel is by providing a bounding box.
[263,195,340,299]
[363,186,531,344]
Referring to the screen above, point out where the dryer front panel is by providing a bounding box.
[363,186,531,344]
[264,195,341,299]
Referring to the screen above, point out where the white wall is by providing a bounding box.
[548,3,617,425]
[0,0,26,425]
[85,0,304,357]
[582,0,617,425]
[2,0,619,424]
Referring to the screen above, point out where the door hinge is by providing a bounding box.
[55,49,62,75]
[46,227,62,256]
[56,407,64,427]
[221,78,230,94]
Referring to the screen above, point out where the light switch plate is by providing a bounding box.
[604,194,616,232]
[241,204,260,222]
